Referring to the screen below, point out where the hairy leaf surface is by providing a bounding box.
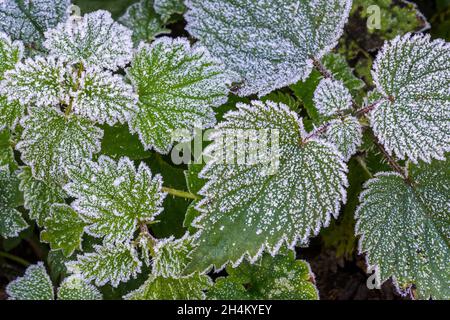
[314,78,353,116]
[6,262,54,300]
[324,117,362,161]
[57,275,102,300]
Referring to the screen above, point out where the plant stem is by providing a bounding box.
[162,186,200,200]
[0,251,30,267]
[312,57,333,79]
[138,222,157,256]
[355,155,373,179]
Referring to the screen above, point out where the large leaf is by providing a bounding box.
[67,243,142,287]
[65,156,165,244]
[356,159,450,299]
[6,262,54,300]
[44,10,133,71]
[0,0,70,51]
[370,34,450,163]
[127,37,233,153]
[208,251,318,300]
[17,107,103,184]
[185,101,347,273]
[185,0,352,96]
[57,275,102,300]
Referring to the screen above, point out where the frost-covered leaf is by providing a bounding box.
[0,0,70,51]
[0,96,24,130]
[44,10,133,71]
[0,32,23,80]
[0,166,27,238]
[0,56,71,107]
[17,107,103,184]
[65,156,165,244]
[208,251,318,300]
[119,0,169,44]
[185,101,347,273]
[185,0,352,96]
[154,0,186,22]
[18,167,66,226]
[356,159,450,299]
[323,117,362,161]
[73,67,137,125]
[127,37,233,153]
[125,235,211,300]
[371,34,450,163]
[57,275,102,300]
[6,262,54,300]
[67,243,142,287]
[0,129,17,170]
[41,204,87,257]
[314,78,352,116]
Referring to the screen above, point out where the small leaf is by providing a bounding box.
[154,0,186,22]
[18,166,66,226]
[0,0,70,51]
[0,56,71,107]
[66,243,142,288]
[41,204,87,257]
[127,37,234,153]
[185,101,348,273]
[17,107,103,183]
[208,251,318,300]
[371,34,450,163]
[44,10,133,70]
[73,67,138,125]
[57,275,102,300]
[65,156,165,243]
[314,78,352,116]
[323,116,362,161]
[6,262,54,300]
[119,0,170,44]
[185,0,352,96]
[356,159,450,299]
[0,32,23,80]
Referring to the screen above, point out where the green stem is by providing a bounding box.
[0,251,30,267]
[355,155,373,179]
[162,186,200,200]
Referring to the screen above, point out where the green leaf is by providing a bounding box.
[185,0,352,96]
[0,0,70,51]
[154,0,186,22]
[185,101,347,273]
[323,116,362,161]
[57,275,102,300]
[0,96,24,130]
[208,251,318,300]
[321,53,365,93]
[44,10,133,71]
[6,262,54,300]
[0,129,17,170]
[18,166,66,226]
[65,156,165,244]
[127,37,233,153]
[67,243,142,287]
[41,204,87,257]
[125,235,211,300]
[0,166,27,238]
[118,0,170,44]
[17,107,103,184]
[356,159,450,299]
[371,34,450,163]
[0,32,23,80]
[183,163,205,232]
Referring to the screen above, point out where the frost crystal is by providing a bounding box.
[57,275,102,300]
[66,243,142,287]
[18,167,66,227]
[355,159,450,299]
[154,0,186,22]
[0,166,27,238]
[0,0,70,50]
[185,0,352,96]
[41,204,87,257]
[185,101,348,272]
[44,10,133,71]
[0,56,71,107]
[17,107,103,184]
[324,117,362,161]
[371,34,450,163]
[72,67,138,125]
[65,156,165,244]
[314,78,353,116]
[127,37,234,153]
[6,262,54,300]
[118,0,169,44]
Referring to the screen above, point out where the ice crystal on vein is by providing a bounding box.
[44,10,133,71]
[185,0,352,96]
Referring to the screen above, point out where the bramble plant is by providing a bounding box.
[0,0,448,301]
